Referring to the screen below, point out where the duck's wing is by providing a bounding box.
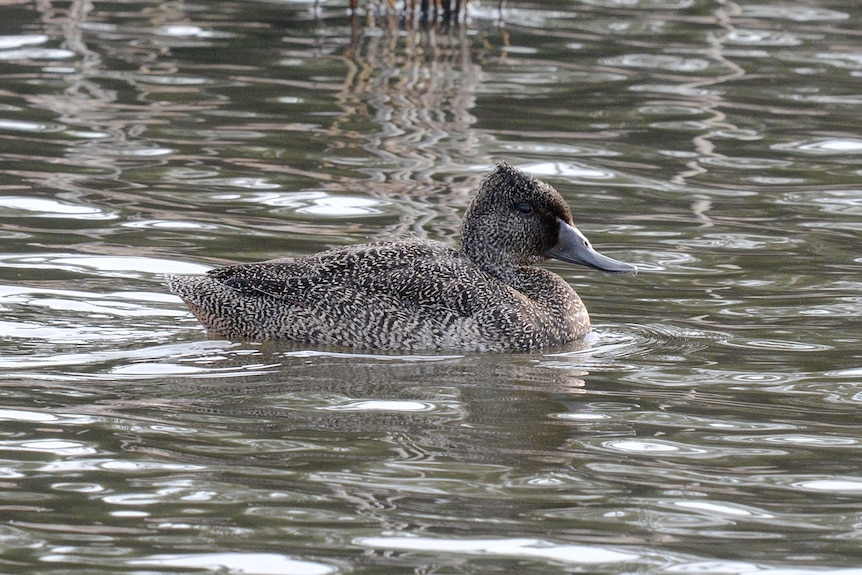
[208,240,510,316]
[207,253,339,302]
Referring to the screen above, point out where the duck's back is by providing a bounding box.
[166,238,587,351]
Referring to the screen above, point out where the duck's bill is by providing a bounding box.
[546,219,638,275]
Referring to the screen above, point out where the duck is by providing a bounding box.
[166,162,636,352]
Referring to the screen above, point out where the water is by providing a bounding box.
[1,0,861,573]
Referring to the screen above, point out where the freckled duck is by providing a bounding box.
[166,162,636,352]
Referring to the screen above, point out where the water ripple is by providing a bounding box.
[717,29,803,47]
[600,54,713,72]
[741,5,850,21]
[779,189,862,216]
[0,48,76,60]
[579,437,787,459]
[773,139,862,155]
[0,34,48,49]
[0,254,208,277]
[0,196,113,218]
[354,536,639,565]
[0,119,65,133]
[0,439,96,457]
[320,399,439,412]
[718,337,833,353]
[128,553,337,575]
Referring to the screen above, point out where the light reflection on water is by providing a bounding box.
[1,0,862,573]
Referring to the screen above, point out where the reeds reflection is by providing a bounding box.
[343,0,474,26]
[326,13,499,241]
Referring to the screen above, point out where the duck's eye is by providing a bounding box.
[517,203,533,214]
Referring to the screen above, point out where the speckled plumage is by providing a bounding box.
[166,162,635,352]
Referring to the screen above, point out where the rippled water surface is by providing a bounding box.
[1,0,862,573]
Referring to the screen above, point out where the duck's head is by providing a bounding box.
[460,162,637,275]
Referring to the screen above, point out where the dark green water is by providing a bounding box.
[1,0,861,573]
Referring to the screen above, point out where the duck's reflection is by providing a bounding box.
[92,350,594,468]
